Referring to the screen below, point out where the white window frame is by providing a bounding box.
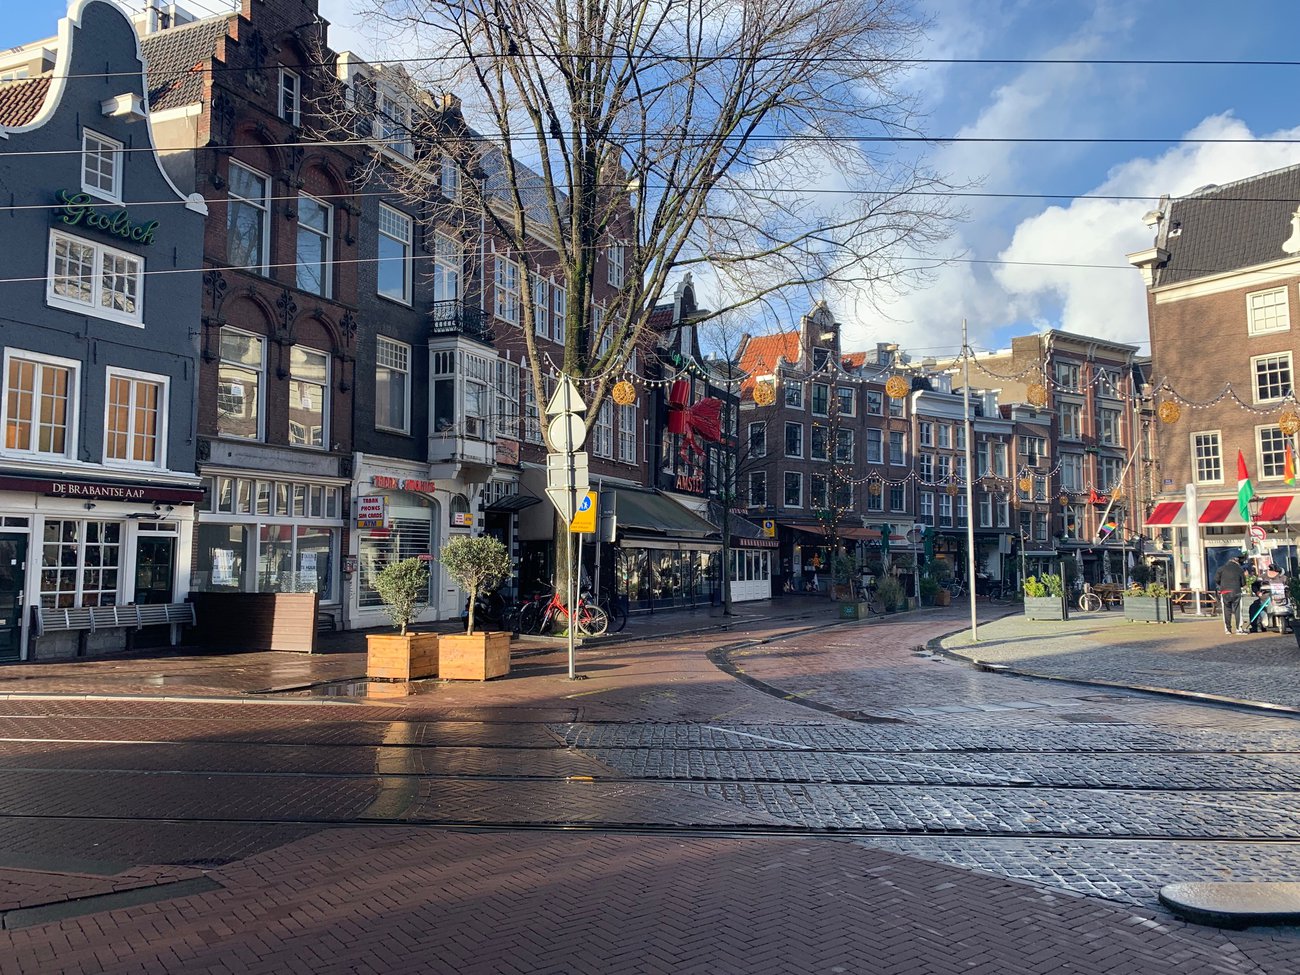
[593,401,613,458]
[217,326,265,442]
[607,241,626,288]
[278,67,301,126]
[375,336,411,434]
[784,382,803,410]
[295,192,333,298]
[441,156,460,200]
[495,253,521,325]
[47,229,144,326]
[1252,352,1293,403]
[784,471,803,508]
[289,345,330,449]
[81,129,123,203]
[1191,430,1223,485]
[103,366,168,469]
[433,232,461,302]
[889,431,905,466]
[376,204,412,305]
[919,491,934,525]
[890,483,905,512]
[836,386,854,417]
[1,348,79,460]
[532,273,549,339]
[1248,287,1290,335]
[618,402,637,463]
[227,160,270,274]
[553,284,567,345]
[865,428,883,464]
[937,424,951,449]
[1060,452,1083,492]
[919,421,933,447]
[865,389,882,415]
[1058,400,1082,440]
[1257,424,1289,481]
[377,89,413,157]
[1098,407,1122,446]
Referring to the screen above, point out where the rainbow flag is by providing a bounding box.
[1097,517,1118,540]
[1286,444,1296,487]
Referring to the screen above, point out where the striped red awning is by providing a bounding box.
[1145,501,1184,526]
[1258,495,1294,522]
[1199,499,1237,524]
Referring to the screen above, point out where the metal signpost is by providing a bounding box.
[544,375,589,679]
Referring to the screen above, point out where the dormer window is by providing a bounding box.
[81,130,122,203]
[278,68,300,126]
[377,89,413,157]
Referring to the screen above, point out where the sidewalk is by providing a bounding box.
[0,597,845,704]
[939,609,1300,712]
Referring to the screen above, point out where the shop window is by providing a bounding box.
[375,337,410,433]
[40,519,120,608]
[48,230,142,325]
[3,352,75,457]
[289,346,328,448]
[194,523,247,591]
[81,130,122,202]
[104,370,165,467]
[296,193,333,297]
[377,205,412,304]
[227,161,269,273]
[218,328,263,440]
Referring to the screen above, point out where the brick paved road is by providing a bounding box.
[0,603,1299,972]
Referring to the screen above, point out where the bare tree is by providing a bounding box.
[357,0,954,425]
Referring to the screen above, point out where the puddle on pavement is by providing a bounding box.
[259,678,436,699]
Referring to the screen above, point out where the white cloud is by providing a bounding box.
[997,114,1300,349]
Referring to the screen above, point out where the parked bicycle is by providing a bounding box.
[535,587,609,636]
[1078,583,1103,613]
[596,594,629,634]
[854,579,886,616]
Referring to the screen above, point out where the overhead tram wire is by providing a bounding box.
[19,53,1300,83]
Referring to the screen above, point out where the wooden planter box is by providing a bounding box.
[366,632,439,680]
[1124,596,1173,623]
[439,631,512,681]
[934,589,951,607]
[1024,596,1068,621]
[838,602,873,620]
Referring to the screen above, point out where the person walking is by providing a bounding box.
[1214,553,1248,635]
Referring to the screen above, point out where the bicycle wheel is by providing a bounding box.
[518,601,541,635]
[1079,592,1103,612]
[578,606,609,636]
[602,598,628,633]
[868,595,885,616]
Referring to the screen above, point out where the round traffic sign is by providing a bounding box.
[546,412,587,454]
[1250,524,1267,542]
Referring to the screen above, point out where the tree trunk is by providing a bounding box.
[721,504,734,615]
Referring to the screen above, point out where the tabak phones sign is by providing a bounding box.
[356,495,388,529]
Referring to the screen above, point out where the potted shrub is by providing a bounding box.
[438,535,514,680]
[876,576,904,613]
[366,558,439,680]
[919,575,939,606]
[1124,582,1173,623]
[1023,574,1068,621]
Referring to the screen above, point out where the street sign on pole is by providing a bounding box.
[570,491,598,533]
[545,377,587,416]
[545,486,579,522]
[546,412,588,454]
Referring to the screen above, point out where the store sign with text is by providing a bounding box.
[371,475,436,493]
[56,190,158,245]
[356,495,388,529]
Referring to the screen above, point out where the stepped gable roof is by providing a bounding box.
[140,16,233,112]
[737,330,800,396]
[1159,163,1300,287]
[0,77,52,126]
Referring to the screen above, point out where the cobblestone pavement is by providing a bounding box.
[2,603,1300,972]
[941,611,1300,710]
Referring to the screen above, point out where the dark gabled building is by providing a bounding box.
[0,0,206,659]
[140,0,363,627]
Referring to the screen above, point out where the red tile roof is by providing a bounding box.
[738,331,800,396]
[841,351,866,369]
[0,77,52,126]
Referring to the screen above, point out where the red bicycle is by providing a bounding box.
[534,588,609,636]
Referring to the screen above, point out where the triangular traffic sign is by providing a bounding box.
[544,486,579,522]
[545,375,587,415]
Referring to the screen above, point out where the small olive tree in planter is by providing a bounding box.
[1023,574,1068,621]
[366,558,438,680]
[1124,582,1173,623]
[438,535,514,680]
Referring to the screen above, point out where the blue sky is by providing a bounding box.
[7,0,1300,358]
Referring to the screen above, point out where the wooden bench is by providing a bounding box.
[1170,590,1220,615]
[33,602,196,653]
